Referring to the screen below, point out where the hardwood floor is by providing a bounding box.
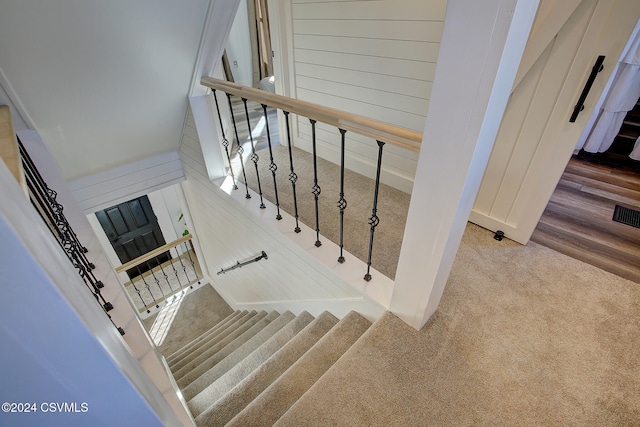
[530,156,640,284]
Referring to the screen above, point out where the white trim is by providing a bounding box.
[0,66,36,129]
[188,0,243,97]
[69,152,185,214]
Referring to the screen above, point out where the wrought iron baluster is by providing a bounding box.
[310,119,322,247]
[262,104,282,220]
[227,93,251,199]
[21,149,95,276]
[182,241,200,286]
[136,265,159,310]
[147,260,165,300]
[176,249,190,288]
[18,139,88,254]
[364,141,385,282]
[19,137,125,334]
[129,274,149,313]
[243,98,266,209]
[212,89,237,189]
[167,249,184,290]
[337,129,347,263]
[284,111,301,233]
[157,258,174,293]
[73,253,112,311]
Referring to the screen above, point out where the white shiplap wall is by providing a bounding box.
[69,151,185,214]
[288,0,447,193]
[179,109,384,321]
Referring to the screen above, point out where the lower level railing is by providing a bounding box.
[17,136,125,335]
[115,235,203,314]
[203,77,422,281]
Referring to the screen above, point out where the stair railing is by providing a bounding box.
[202,77,422,281]
[115,234,202,314]
[217,251,268,275]
[16,136,125,335]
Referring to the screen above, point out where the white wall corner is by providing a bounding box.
[189,95,227,181]
[390,0,540,330]
[189,0,242,97]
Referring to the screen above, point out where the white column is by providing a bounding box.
[390,0,540,330]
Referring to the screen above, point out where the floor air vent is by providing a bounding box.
[613,205,640,228]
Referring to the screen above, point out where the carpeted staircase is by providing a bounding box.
[165,309,372,426]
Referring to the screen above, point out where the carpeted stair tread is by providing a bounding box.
[182,310,298,401]
[170,310,260,372]
[168,310,251,369]
[187,311,315,412]
[193,311,338,427]
[173,311,269,380]
[167,310,245,364]
[176,311,281,387]
[273,312,409,427]
[227,311,372,427]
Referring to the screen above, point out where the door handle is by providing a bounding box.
[570,55,605,123]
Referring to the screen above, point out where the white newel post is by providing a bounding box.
[391,0,540,330]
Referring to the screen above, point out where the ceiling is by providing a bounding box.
[0,0,210,180]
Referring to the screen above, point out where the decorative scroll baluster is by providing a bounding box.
[262,104,282,220]
[177,251,190,287]
[19,140,88,253]
[167,250,184,290]
[130,277,149,313]
[182,241,200,286]
[157,260,174,293]
[310,119,322,247]
[284,111,301,233]
[227,93,251,199]
[337,129,347,263]
[18,138,124,334]
[147,260,165,300]
[364,141,385,282]
[136,265,159,310]
[212,89,237,189]
[19,140,93,271]
[243,98,266,209]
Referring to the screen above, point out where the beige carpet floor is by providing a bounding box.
[143,284,233,355]
[278,223,640,426]
[154,223,640,425]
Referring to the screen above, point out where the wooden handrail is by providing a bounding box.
[115,234,193,274]
[200,77,423,153]
[0,106,28,195]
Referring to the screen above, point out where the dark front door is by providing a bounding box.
[96,195,170,278]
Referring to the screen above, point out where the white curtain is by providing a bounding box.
[582,28,640,156]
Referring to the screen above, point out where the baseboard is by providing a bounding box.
[468,210,530,244]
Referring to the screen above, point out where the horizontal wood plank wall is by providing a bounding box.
[289,0,446,193]
[69,151,185,214]
[178,109,384,320]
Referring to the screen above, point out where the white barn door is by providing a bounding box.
[471,0,640,244]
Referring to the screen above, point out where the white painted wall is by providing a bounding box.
[179,110,384,321]
[278,0,447,193]
[226,0,255,87]
[470,0,640,244]
[0,0,210,181]
[68,152,185,215]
